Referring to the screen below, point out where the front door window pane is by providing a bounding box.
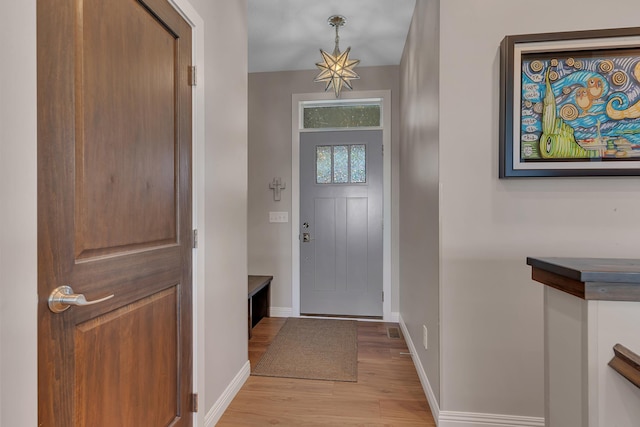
[333,146,349,183]
[350,145,366,183]
[316,146,332,184]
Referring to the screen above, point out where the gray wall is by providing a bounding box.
[399,0,441,403]
[400,0,640,419]
[248,66,401,314]
[0,0,248,424]
[0,1,38,425]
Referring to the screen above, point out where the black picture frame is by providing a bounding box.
[499,27,640,178]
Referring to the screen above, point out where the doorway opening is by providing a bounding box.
[291,91,392,321]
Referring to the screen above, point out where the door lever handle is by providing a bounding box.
[48,285,115,313]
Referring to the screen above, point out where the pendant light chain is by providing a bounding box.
[333,24,341,56]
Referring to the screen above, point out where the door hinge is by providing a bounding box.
[188,65,197,86]
[193,229,198,249]
[381,145,384,156]
[382,291,384,302]
[190,392,199,412]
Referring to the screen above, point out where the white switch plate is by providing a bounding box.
[269,211,288,223]
[422,325,428,350]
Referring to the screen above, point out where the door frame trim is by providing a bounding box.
[166,1,204,424]
[291,90,392,321]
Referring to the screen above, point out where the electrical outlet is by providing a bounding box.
[422,325,428,350]
[269,211,288,223]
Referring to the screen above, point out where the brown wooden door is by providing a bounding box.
[37,0,193,425]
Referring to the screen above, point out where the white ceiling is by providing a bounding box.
[248,0,416,73]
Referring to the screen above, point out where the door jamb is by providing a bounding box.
[166,0,205,424]
[291,90,392,321]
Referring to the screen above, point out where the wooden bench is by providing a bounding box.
[248,275,272,338]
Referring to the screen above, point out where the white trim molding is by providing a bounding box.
[270,306,293,318]
[398,315,544,427]
[165,1,205,425]
[204,361,250,427]
[438,412,544,427]
[399,315,440,422]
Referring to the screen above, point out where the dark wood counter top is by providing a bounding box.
[527,257,640,301]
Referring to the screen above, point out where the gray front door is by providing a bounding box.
[300,130,383,317]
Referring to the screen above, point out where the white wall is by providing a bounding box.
[398,0,441,404]
[594,300,640,426]
[0,1,38,426]
[544,289,640,427]
[400,0,640,422]
[248,66,401,314]
[0,0,248,424]
[439,0,640,417]
[176,0,249,417]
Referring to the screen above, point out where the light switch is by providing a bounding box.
[269,212,288,223]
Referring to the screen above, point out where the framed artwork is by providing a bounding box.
[499,28,640,177]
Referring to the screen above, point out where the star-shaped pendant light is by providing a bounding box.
[315,15,360,98]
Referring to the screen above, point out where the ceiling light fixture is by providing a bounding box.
[315,15,360,98]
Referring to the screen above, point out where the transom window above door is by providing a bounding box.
[301,98,382,129]
[316,144,366,184]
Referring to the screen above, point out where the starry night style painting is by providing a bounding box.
[499,28,640,177]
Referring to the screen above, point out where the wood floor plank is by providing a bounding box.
[218,317,436,426]
[380,398,435,423]
[238,376,335,396]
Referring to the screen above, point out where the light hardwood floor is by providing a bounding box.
[217,317,436,426]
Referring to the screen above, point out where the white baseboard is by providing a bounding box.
[204,360,250,427]
[398,315,440,422]
[272,307,394,321]
[270,306,293,317]
[438,412,544,427]
[397,315,544,427]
